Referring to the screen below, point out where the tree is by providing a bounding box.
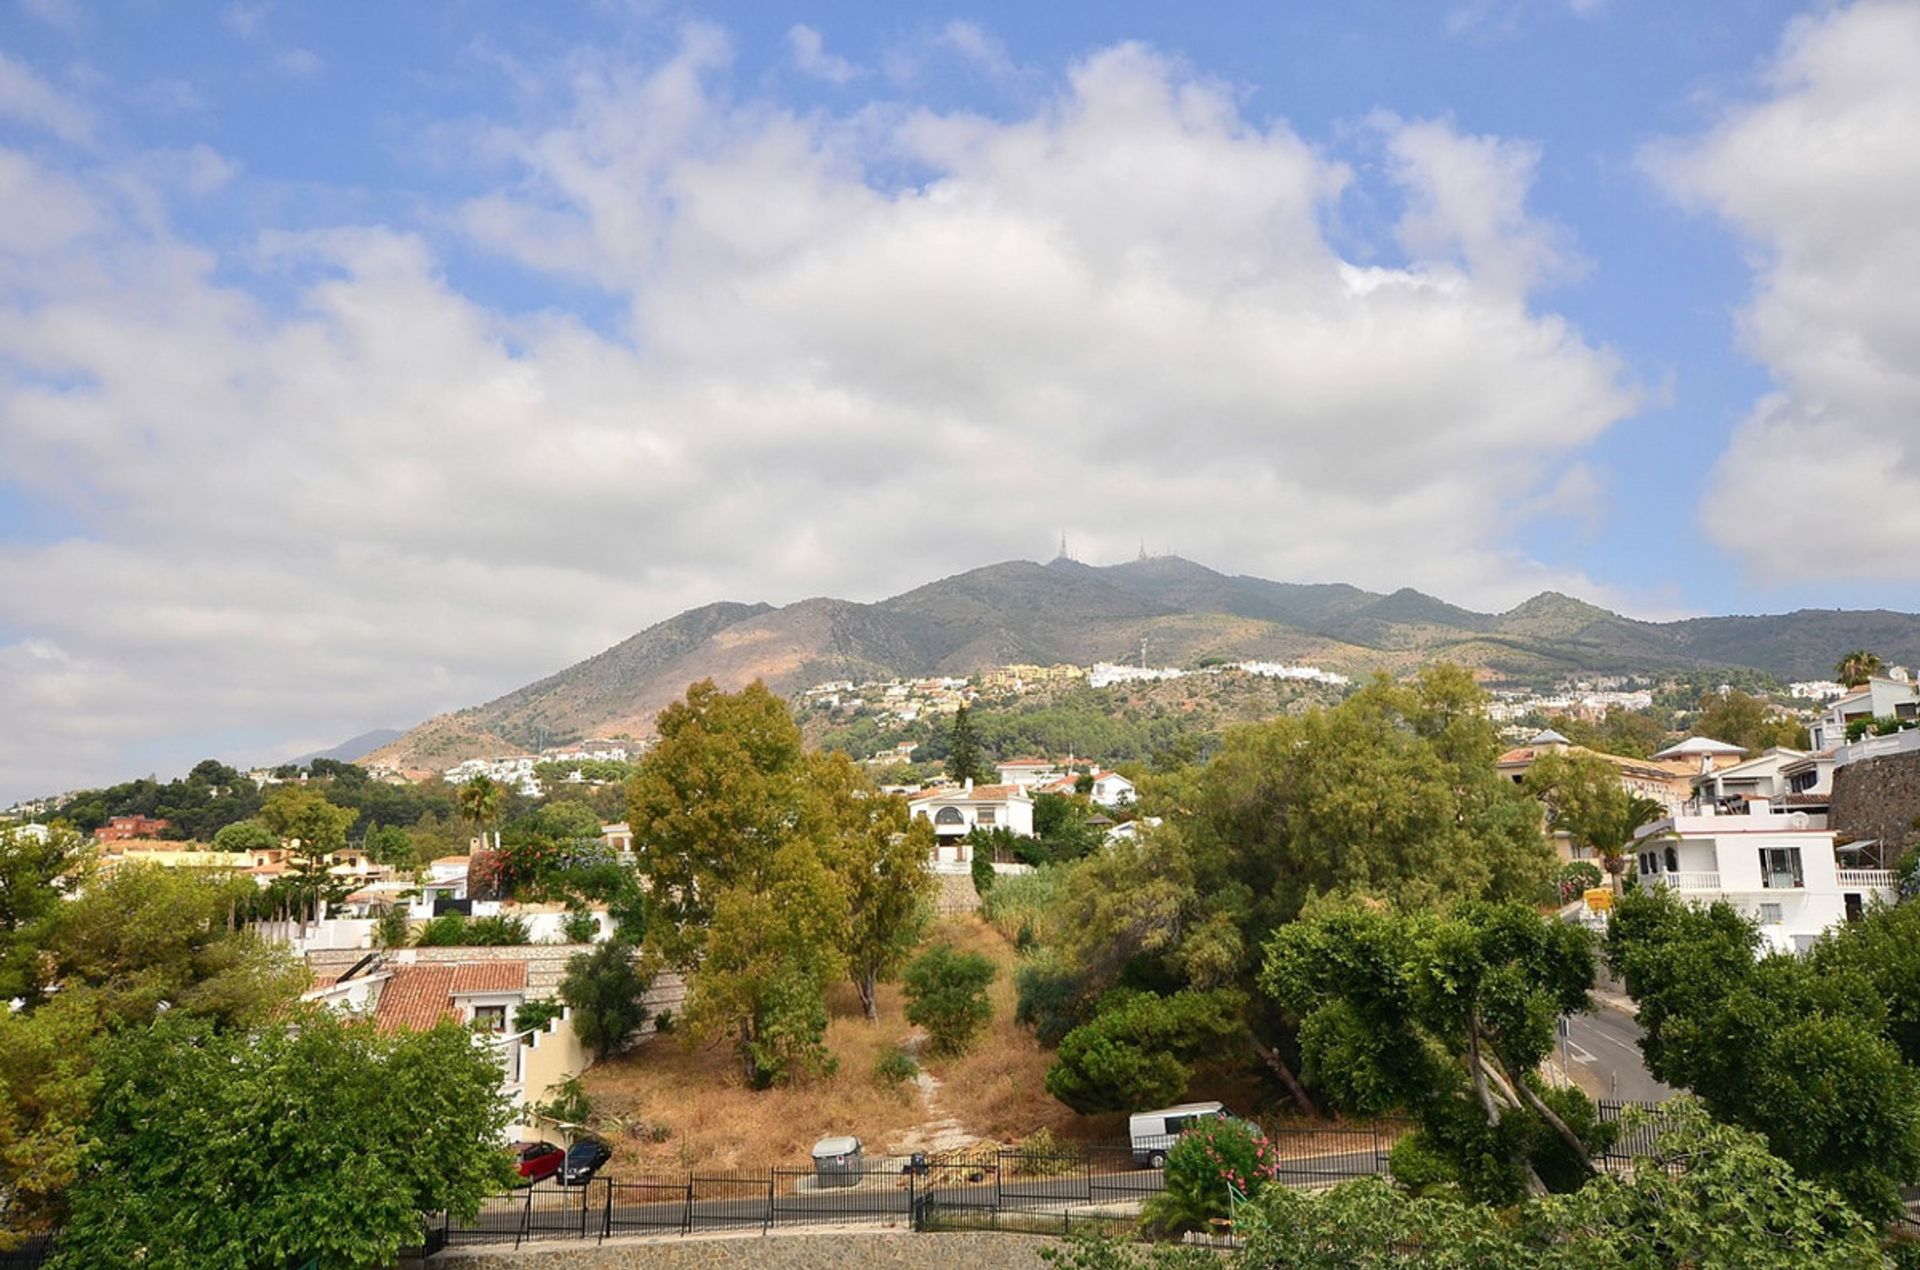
[210,818,276,853]
[0,826,91,1001]
[364,823,415,868]
[1046,989,1247,1113]
[815,753,935,1020]
[41,865,306,1027]
[455,774,504,852]
[1836,649,1885,688]
[1693,689,1807,753]
[559,941,650,1060]
[1523,749,1668,890]
[628,681,850,1083]
[1032,792,1104,861]
[1023,667,1553,1115]
[1262,902,1604,1202]
[0,994,102,1250]
[1607,887,1920,1219]
[257,785,360,923]
[903,944,998,1057]
[55,1010,512,1269]
[946,705,988,785]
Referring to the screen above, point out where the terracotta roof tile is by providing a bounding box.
[373,965,458,1033]
[451,962,527,995]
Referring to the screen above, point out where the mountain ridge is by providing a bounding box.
[366,557,1920,772]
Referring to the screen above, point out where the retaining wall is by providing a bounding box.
[1830,750,1920,862]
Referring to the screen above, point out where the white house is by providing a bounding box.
[1033,768,1137,808]
[1687,747,1810,812]
[909,781,1035,870]
[1809,676,1920,750]
[995,757,1063,787]
[1632,799,1895,953]
[1088,770,1136,808]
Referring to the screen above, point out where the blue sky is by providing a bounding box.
[1,0,1917,799]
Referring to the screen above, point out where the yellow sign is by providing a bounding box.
[1584,887,1614,912]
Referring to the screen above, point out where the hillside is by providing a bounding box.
[366,556,1920,772]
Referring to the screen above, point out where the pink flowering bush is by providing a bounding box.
[1141,1114,1279,1236]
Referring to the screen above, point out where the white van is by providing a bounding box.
[1128,1101,1228,1168]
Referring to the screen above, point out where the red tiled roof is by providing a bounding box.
[373,965,458,1033]
[450,962,527,995]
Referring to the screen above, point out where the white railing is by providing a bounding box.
[1835,729,1920,768]
[1653,871,1722,892]
[1836,869,1897,889]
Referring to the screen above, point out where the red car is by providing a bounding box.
[513,1140,565,1184]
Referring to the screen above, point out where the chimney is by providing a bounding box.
[964,777,973,795]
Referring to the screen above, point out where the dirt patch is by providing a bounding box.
[582,916,1113,1174]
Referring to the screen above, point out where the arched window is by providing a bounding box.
[934,807,965,826]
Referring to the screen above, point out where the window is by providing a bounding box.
[1760,847,1805,889]
[934,807,964,826]
[471,1005,507,1033]
[1664,846,1679,874]
[977,808,997,826]
[1759,902,1783,924]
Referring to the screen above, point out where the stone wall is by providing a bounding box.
[1830,751,1920,862]
[934,872,981,916]
[425,1232,1061,1269]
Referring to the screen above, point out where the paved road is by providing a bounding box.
[1562,1004,1673,1103]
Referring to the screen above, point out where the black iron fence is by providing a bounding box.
[422,1125,1407,1253]
[1597,1098,1673,1162]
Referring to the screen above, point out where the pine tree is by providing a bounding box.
[947,706,986,784]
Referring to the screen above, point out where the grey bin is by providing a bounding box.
[810,1135,864,1188]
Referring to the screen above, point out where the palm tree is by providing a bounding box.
[1581,794,1670,893]
[457,774,503,852]
[1836,650,1885,688]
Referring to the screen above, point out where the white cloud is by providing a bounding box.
[1650,1,1920,582]
[275,48,323,79]
[787,25,860,85]
[0,49,94,144]
[1377,112,1578,293]
[0,33,1641,800]
[937,20,1017,78]
[19,0,88,35]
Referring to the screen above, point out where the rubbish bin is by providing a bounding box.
[811,1135,864,1188]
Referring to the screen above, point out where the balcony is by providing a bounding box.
[1836,869,1898,889]
[1653,871,1722,892]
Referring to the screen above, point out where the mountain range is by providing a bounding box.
[367,557,1920,772]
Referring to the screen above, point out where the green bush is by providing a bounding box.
[561,909,600,943]
[1141,1115,1274,1236]
[467,914,530,945]
[1014,952,1083,1046]
[903,944,998,1056]
[971,848,996,896]
[1387,1131,1460,1195]
[872,1047,919,1090]
[413,913,469,947]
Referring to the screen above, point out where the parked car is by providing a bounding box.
[1128,1101,1231,1169]
[558,1139,613,1186]
[513,1140,565,1184]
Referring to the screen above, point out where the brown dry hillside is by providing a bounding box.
[367,554,1920,771]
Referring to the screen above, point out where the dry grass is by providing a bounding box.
[582,914,1118,1176]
